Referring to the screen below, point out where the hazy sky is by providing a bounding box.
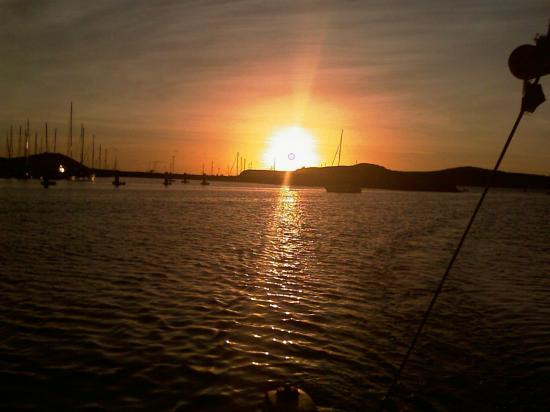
[1,0,548,174]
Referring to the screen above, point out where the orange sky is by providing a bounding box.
[1,1,548,174]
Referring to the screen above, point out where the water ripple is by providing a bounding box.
[0,180,548,411]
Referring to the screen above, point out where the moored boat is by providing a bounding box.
[324,182,361,193]
[40,176,56,188]
[112,171,125,187]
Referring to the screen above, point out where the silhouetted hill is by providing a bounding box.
[1,155,548,191]
[240,163,549,192]
[0,153,90,179]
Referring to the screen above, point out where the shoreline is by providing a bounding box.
[1,153,549,192]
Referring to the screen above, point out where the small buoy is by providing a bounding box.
[263,383,317,412]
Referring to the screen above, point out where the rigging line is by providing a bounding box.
[229,153,237,176]
[338,129,343,166]
[331,146,339,166]
[380,90,532,409]
[331,135,341,166]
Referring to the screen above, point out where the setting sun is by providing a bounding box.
[263,126,319,171]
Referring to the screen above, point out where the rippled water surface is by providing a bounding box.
[1,178,548,411]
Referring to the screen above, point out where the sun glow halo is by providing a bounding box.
[263,126,319,171]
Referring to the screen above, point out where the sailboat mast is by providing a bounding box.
[68,101,73,158]
[25,120,29,159]
[6,128,10,158]
[80,124,85,165]
[24,121,29,172]
[54,128,57,153]
[92,134,95,169]
[18,126,21,157]
[338,129,343,167]
[9,125,13,158]
[45,122,48,152]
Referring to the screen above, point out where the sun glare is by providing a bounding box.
[263,126,319,171]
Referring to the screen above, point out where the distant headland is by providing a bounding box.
[1,152,548,192]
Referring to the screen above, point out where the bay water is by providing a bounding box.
[1,178,548,411]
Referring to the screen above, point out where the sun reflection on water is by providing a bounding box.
[229,186,323,376]
[242,186,319,368]
[266,187,306,298]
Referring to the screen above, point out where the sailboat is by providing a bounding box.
[112,170,125,187]
[325,181,362,193]
[69,109,94,182]
[324,130,362,193]
[40,175,57,188]
[163,172,172,186]
[200,164,210,185]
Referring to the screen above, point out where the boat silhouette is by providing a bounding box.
[112,171,125,187]
[40,176,56,188]
[163,172,172,186]
[324,131,362,193]
[325,182,361,193]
